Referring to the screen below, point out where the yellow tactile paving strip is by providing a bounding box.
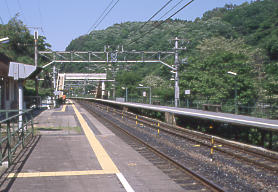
[8,170,116,178]
[8,102,119,178]
[72,103,119,173]
[55,104,66,112]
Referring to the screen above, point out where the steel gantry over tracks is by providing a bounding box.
[39,38,185,107]
[40,50,175,69]
[56,73,108,98]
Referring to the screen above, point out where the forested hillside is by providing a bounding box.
[0,16,51,96]
[66,0,278,112]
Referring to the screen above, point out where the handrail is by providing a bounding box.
[0,109,32,124]
[0,109,34,167]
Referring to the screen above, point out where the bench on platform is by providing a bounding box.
[202,104,222,112]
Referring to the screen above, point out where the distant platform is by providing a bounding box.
[81,98,278,132]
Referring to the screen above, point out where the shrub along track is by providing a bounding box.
[76,99,278,192]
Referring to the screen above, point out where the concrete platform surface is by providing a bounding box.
[0,102,184,192]
[90,98,278,131]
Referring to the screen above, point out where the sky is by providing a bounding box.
[0,0,251,51]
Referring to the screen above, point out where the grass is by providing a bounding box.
[35,126,82,134]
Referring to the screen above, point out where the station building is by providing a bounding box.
[0,52,40,111]
[0,53,17,110]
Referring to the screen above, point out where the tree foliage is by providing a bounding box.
[65,0,278,104]
[0,16,51,96]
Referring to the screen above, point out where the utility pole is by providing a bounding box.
[34,30,39,106]
[174,37,180,108]
[173,37,187,108]
[53,65,57,108]
[34,30,38,67]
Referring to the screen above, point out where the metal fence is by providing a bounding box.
[0,109,34,167]
[118,97,278,119]
[72,94,278,119]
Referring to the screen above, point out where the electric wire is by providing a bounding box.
[127,0,195,47]
[139,0,174,31]
[87,0,115,34]
[88,0,120,34]
[16,0,29,25]
[0,16,4,24]
[37,0,46,36]
[4,0,12,20]
[158,0,186,21]
[93,0,120,31]
[166,0,195,21]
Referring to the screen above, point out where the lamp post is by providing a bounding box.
[137,84,152,104]
[227,71,238,114]
[122,87,128,102]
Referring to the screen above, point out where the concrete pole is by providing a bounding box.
[18,80,23,129]
[102,81,105,99]
[126,88,128,102]
[53,65,56,108]
[34,31,38,67]
[34,31,39,106]
[174,37,180,108]
[149,87,152,105]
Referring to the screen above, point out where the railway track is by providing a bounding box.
[76,99,278,191]
[77,100,226,192]
[91,101,278,173]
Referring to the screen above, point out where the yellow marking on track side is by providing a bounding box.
[55,105,67,112]
[61,104,66,112]
[72,102,119,173]
[8,170,116,178]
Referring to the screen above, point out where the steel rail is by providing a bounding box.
[91,101,278,172]
[77,100,226,192]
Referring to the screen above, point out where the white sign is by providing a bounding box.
[185,90,190,95]
[54,90,62,95]
[143,91,147,97]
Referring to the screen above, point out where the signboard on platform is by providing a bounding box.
[54,90,62,95]
[185,90,191,95]
[143,91,147,97]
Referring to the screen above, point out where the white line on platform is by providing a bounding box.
[116,173,135,192]
[91,98,278,129]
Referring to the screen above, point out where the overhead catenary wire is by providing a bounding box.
[139,0,174,31]
[93,0,120,31]
[37,0,46,36]
[158,0,186,21]
[87,0,120,34]
[87,0,115,34]
[127,0,195,47]
[16,0,29,25]
[4,0,12,20]
[0,16,4,24]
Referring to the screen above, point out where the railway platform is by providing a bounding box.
[89,98,278,131]
[0,101,184,192]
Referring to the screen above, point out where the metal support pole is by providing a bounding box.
[31,112,34,137]
[22,114,26,148]
[34,31,39,102]
[34,31,38,67]
[149,87,152,105]
[18,80,24,129]
[235,85,238,114]
[7,120,11,166]
[113,87,115,99]
[53,65,57,108]
[126,88,128,102]
[0,123,2,165]
[174,37,180,108]
[102,81,105,99]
